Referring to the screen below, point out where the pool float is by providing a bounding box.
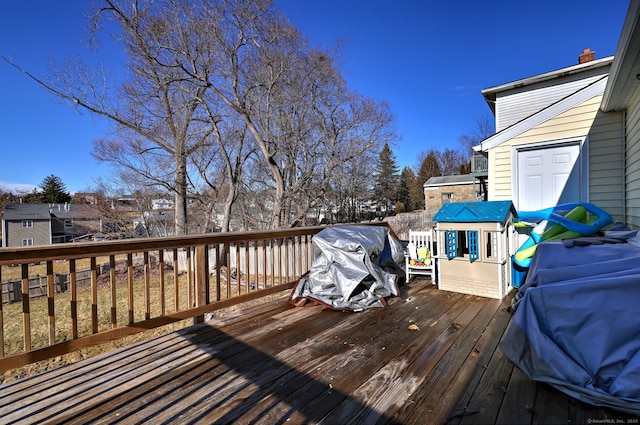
[512,202,612,287]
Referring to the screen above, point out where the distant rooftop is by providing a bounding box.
[424,174,476,187]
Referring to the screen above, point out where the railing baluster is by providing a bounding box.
[194,245,208,323]
[236,242,241,295]
[159,250,165,316]
[21,264,30,351]
[47,261,55,345]
[186,248,193,308]
[70,259,77,339]
[225,243,231,299]
[253,241,258,291]
[144,251,151,320]
[172,248,179,312]
[215,244,221,302]
[269,239,276,287]
[245,242,250,292]
[262,240,267,290]
[110,256,117,329]
[91,257,98,334]
[127,253,134,324]
[296,235,301,279]
[285,238,290,283]
[278,239,284,284]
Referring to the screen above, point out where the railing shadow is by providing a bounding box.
[121,311,405,424]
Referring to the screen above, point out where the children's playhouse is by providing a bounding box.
[432,201,517,299]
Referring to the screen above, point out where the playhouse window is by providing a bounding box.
[485,231,499,259]
[445,230,478,260]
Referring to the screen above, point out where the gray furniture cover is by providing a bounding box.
[290,225,405,311]
[500,230,640,414]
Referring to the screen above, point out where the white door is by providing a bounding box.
[516,143,581,211]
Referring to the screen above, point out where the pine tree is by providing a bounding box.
[398,167,416,212]
[411,151,441,209]
[373,143,399,216]
[39,175,72,204]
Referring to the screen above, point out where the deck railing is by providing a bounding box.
[0,223,391,372]
[471,154,488,176]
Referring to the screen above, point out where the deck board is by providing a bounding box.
[0,278,638,424]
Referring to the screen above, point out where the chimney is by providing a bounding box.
[579,48,595,64]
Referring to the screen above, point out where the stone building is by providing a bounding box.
[423,174,482,218]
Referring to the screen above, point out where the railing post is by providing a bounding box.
[194,245,208,324]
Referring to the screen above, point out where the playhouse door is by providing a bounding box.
[516,143,581,211]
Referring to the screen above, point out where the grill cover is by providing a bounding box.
[290,225,405,311]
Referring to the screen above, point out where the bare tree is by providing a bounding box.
[6,0,397,232]
[173,0,396,228]
[458,115,495,159]
[5,0,213,235]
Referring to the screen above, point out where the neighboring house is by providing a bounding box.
[112,196,139,212]
[152,198,174,210]
[133,211,174,238]
[423,174,483,217]
[2,203,103,247]
[476,0,640,233]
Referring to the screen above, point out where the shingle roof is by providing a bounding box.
[2,203,90,220]
[423,174,476,187]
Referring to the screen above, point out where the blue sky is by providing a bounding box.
[0,1,630,194]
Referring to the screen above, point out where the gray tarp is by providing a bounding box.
[290,225,405,311]
[500,230,640,414]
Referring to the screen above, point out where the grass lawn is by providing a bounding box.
[0,257,289,385]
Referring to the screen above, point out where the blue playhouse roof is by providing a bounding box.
[433,201,517,224]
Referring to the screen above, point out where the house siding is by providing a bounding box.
[588,110,625,223]
[424,183,476,217]
[488,94,604,205]
[625,87,640,229]
[495,71,609,132]
[6,220,50,247]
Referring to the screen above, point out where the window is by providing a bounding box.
[442,192,454,204]
[485,231,499,259]
[22,220,33,228]
[22,238,34,246]
[64,219,74,228]
[444,230,477,261]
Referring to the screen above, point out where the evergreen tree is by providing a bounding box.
[398,167,416,212]
[411,151,441,209]
[418,150,442,182]
[39,175,72,204]
[373,143,399,216]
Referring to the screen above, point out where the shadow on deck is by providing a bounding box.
[0,278,637,424]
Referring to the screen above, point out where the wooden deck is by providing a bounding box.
[0,278,638,424]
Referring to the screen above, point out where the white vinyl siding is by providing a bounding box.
[488,94,603,203]
[625,88,640,229]
[495,72,608,132]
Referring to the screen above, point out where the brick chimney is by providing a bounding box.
[579,48,595,64]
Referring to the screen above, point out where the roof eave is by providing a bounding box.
[478,76,608,152]
[602,0,640,112]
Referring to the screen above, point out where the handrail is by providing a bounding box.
[0,222,392,372]
[471,154,488,175]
